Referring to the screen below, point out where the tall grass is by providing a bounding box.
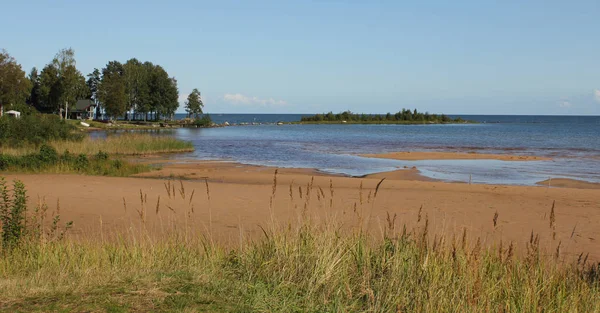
[0,133,194,156]
[0,145,152,176]
[0,177,598,312]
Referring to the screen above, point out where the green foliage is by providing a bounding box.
[99,61,128,119]
[301,109,467,124]
[38,144,59,163]
[0,113,82,147]
[0,145,150,176]
[0,178,28,248]
[0,178,72,251]
[0,49,31,111]
[95,150,109,161]
[193,114,212,127]
[38,48,89,116]
[185,88,204,118]
[86,68,102,116]
[74,153,89,171]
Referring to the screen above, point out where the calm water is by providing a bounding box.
[159,114,600,186]
[102,114,600,185]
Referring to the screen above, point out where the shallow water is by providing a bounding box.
[160,116,600,185]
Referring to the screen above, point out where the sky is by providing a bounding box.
[1,0,599,115]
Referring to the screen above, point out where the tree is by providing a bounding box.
[38,48,88,118]
[53,48,87,118]
[123,58,144,120]
[147,65,179,121]
[164,77,179,120]
[87,68,102,118]
[39,63,61,113]
[98,61,127,119]
[184,88,203,118]
[134,61,155,121]
[0,50,31,116]
[27,67,42,110]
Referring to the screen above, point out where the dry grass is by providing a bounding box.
[0,177,599,312]
[0,134,194,156]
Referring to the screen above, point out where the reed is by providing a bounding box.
[0,133,194,156]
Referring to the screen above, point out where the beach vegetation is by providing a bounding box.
[0,178,598,312]
[0,145,151,176]
[0,133,194,157]
[0,113,83,147]
[193,114,213,127]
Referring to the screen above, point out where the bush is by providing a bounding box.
[74,154,89,171]
[38,144,59,164]
[0,113,83,147]
[94,151,109,161]
[194,114,213,127]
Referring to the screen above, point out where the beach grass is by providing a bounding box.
[0,223,598,312]
[0,177,599,312]
[0,134,194,156]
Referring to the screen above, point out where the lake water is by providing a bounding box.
[159,114,600,186]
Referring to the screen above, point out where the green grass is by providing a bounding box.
[0,134,194,157]
[0,146,153,177]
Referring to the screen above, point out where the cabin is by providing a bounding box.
[69,99,96,120]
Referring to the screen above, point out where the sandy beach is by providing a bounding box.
[5,159,600,261]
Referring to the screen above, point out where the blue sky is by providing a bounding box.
[1,0,599,115]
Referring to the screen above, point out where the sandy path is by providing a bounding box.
[3,163,600,261]
[361,151,551,161]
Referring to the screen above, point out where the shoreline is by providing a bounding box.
[360,151,552,161]
[131,158,600,189]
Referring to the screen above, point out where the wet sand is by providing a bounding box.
[361,151,551,161]
[537,178,600,189]
[4,161,600,261]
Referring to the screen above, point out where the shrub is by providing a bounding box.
[0,113,83,147]
[94,150,109,161]
[74,154,89,171]
[0,178,28,248]
[194,114,213,127]
[38,144,59,164]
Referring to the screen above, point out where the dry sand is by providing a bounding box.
[4,161,600,261]
[361,151,551,161]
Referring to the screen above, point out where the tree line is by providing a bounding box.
[1,48,204,121]
[301,109,464,123]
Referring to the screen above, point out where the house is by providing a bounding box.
[69,99,96,120]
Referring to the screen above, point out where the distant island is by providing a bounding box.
[299,109,469,124]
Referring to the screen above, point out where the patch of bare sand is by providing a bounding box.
[361,151,551,161]
[4,162,600,261]
[537,178,600,189]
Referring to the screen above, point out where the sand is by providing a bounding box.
[537,178,600,189]
[361,151,551,161]
[4,161,600,262]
